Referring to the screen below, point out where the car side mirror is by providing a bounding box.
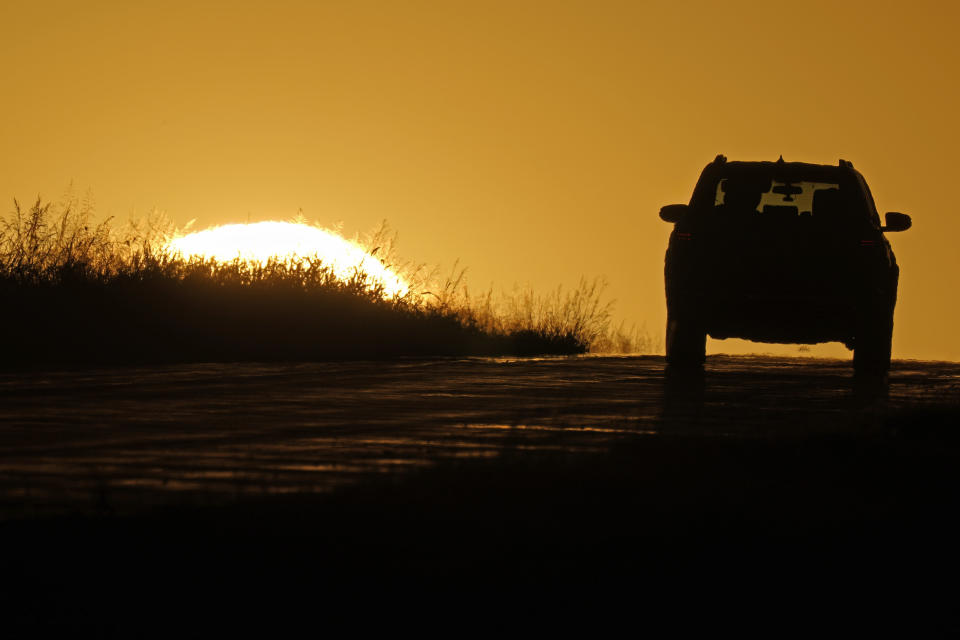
[659,204,688,224]
[882,211,912,232]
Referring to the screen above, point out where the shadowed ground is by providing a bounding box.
[1,355,959,633]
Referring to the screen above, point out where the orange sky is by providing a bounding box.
[1,0,957,360]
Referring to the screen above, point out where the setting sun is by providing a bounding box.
[167,221,409,297]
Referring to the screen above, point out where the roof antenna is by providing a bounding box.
[777,155,785,163]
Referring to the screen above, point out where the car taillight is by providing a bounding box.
[860,239,876,246]
[677,232,692,241]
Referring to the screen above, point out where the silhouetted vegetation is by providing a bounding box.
[0,196,648,366]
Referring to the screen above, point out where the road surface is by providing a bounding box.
[1,354,956,518]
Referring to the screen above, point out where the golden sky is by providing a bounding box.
[1,0,957,360]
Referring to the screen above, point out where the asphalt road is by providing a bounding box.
[1,354,957,519]
[3,355,960,634]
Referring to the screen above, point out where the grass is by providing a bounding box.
[0,195,651,366]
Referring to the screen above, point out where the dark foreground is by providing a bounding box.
[2,356,959,634]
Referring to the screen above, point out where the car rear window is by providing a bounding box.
[715,179,842,218]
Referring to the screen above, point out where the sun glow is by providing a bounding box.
[167,221,409,297]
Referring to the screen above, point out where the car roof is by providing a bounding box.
[707,157,860,183]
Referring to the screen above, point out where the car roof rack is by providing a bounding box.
[839,158,854,168]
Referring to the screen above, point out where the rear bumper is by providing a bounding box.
[702,294,856,344]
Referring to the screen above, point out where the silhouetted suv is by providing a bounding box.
[660,156,911,375]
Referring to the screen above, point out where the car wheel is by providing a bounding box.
[853,309,893,378]
[665,314,706,367]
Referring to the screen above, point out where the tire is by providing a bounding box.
[853,308,893,378]
[665,313,706,367]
